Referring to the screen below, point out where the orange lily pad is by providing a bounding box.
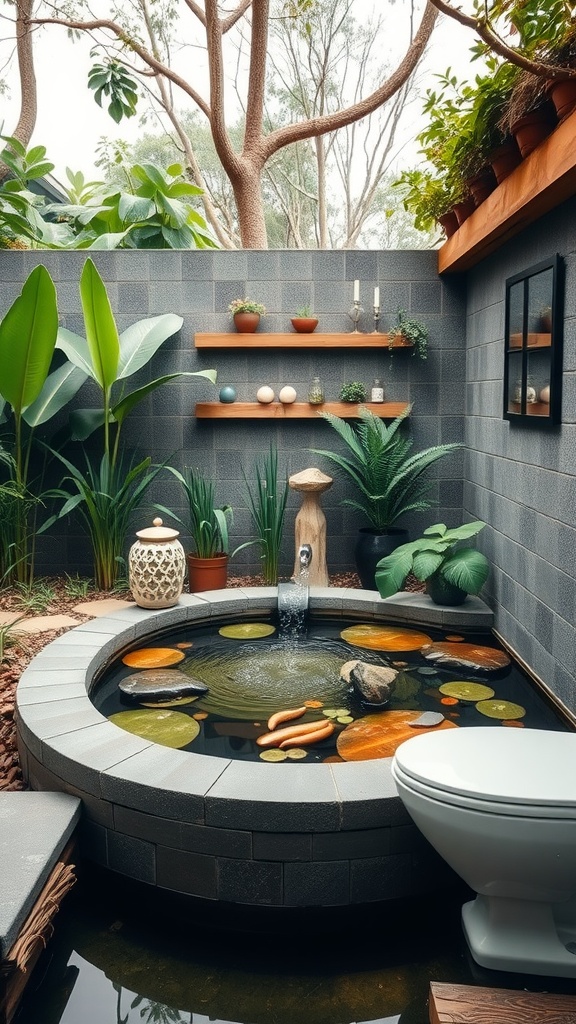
[337,710,458,761]
[121,647,185,669]
[340,624,432,652]
[422,642,510,672]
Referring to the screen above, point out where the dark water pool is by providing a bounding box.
[93,615,570,763]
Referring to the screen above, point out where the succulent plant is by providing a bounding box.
[339,381,367,402]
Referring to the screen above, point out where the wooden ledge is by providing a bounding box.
[429,982,576,1023]
[194,333,414,349]
[438,107,576,273]
[195,401,409,419]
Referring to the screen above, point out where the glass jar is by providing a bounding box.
[308,377,325,404]
[371,378,384,403]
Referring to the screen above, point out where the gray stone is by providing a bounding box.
[408,711,445,728]
[118,669,208,702]
[340,659,397,706]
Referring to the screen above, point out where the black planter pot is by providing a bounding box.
[354,527,409,590]
[426,573,467,606]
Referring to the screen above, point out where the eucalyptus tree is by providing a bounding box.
[10,0,439,248]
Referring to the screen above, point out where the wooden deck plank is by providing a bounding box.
[429,982,576,1024]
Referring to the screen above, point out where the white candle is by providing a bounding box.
[374,286,380,307]
[353,279,360,302]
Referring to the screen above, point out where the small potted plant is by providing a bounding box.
[387,309,429,360]
[291,306,318,333]
[374,521,489,606]
[339,381,367,402]
[229,298,267,333]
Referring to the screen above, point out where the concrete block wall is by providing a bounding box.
[465,195,576,716]
[0,250,466,580]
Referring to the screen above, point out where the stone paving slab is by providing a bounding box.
[15,614,80,634]
[72,598,135,617]
[0,611,27,627]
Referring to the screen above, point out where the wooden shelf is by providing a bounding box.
[194,332,414,350]
[195,401,409,419]
[438,107,576,273]
[509,332,552,349]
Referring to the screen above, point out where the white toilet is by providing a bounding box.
[392,726,576,978]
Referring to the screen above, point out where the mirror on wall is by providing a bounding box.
[503,254,564,425]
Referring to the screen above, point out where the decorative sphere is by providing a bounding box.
[219,386,237,403]
[256,385,275,404]
[539,384,550,403]
[279,385,297,404]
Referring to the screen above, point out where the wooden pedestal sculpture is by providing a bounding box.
[288,468,333,586]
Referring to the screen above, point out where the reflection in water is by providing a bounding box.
[17,868,479,1024]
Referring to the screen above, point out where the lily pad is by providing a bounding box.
[286,748,308,759]
[475,699,526,720]
[340,624,432,651]
[337,710,458,761]
[109,709,200,748]
[218,623,276,639]
[422,642,510,672]
[439,681,495,701]
[121,647,185,669]
[259,748,288,762]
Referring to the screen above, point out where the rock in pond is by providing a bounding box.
[408,711,445,729]
[340,659,397,706]
[119,669,208,703]
[421,642,510,672]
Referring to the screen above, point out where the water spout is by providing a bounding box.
[299,543,312,568]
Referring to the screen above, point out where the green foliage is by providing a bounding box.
[62,573,93,599]
[243,446,289,585]
[43,258,217,588]
[389,310,429,360]
[0,616,29,664]
[88,61,139,123]
[295,305,313,317]
[160,468,233,558]
[0,265,86,584]
[339,381,367,402]
[310,406,462,533]
[229,298,267,315]
[13,578,56,614]
[375,521,490,599]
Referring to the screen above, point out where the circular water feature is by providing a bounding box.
[15,589,570,911]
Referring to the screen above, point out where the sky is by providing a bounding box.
[1,2,478,187]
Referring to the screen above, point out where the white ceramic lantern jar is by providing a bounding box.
[129,517,185,609]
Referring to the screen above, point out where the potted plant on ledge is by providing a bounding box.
[160,468,243,591]
[374,521,489,606]
[310,406,462,589]
[229,298,267,333]
[291,306,318,333]
[387,309,429,360]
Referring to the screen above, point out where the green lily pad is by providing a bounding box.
[475,699,526,720]
[218,622,276,639]
[439,681,495,701]
[109,709,200,748]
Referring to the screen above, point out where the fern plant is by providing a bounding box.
[311,406,462,532]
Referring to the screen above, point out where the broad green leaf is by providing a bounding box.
[56,328,95,377]
[441,548,489,593]
[118,193,155,223]
[112,370,216,427]
[0,265,58,413]
[23,362,88,427]
[69,408,107,441]
[79,257,120,391]
[117,315,184,379]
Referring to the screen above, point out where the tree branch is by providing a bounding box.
[427,0,576,79]
[260,0,439,160]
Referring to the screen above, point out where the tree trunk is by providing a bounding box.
[232,167,269,249]
[0,0,37,183]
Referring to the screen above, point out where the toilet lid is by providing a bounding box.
[393,727,576,809]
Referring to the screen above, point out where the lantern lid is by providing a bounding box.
[136,517,180,542]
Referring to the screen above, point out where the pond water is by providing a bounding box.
[93,615,570,763]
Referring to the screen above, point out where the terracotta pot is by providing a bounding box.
[233,312,260,333]
[467,167,497,206]
[452,196,476,226]
[437,211,459,239]
[510,107,556,159]
[290,317,318,333]
[546,77,576,122]
[187,553,228,592]
[488,138,522,184]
